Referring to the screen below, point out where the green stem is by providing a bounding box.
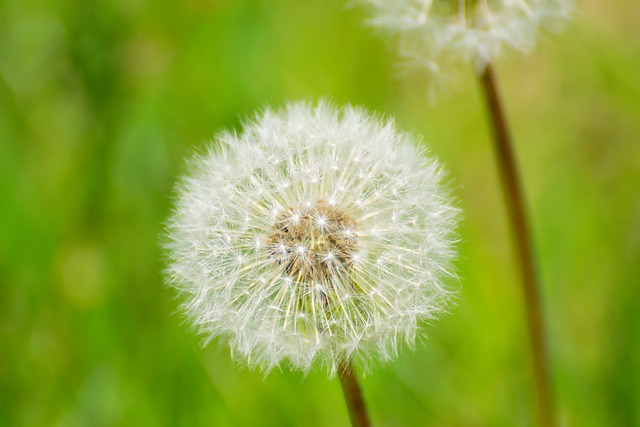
[478,63,556,427]
[338,359,372,427]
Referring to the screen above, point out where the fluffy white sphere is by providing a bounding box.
[164,101,457,375]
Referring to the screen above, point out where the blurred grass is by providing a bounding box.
[1,0,639,426]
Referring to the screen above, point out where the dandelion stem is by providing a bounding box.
[338,359,372,427]
[478,63,556,427]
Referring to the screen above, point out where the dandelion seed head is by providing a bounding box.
[355,0,574,92]
[164,101,458,375]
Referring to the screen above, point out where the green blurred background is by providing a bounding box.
[1,0,639,425]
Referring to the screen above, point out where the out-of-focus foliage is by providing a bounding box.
[1,0,638,426]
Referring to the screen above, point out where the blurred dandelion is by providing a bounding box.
[356,0,573,92]
[164,101,458,378]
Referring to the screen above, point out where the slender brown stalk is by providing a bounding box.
[338,359,372,427]
[478,63,556,427]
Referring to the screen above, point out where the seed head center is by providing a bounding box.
[267,201,357,282]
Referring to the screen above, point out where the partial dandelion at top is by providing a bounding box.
[355,0,573,93]
[163,101,458,376]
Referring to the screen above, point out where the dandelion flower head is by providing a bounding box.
[164,101,457,375]
[356,0,573,85]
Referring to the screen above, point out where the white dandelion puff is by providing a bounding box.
[355,0,573,90]
[164,101,458,375]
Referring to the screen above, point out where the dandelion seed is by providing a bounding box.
[164,101,457,375]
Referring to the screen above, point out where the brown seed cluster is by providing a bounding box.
[267,201,358,282]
